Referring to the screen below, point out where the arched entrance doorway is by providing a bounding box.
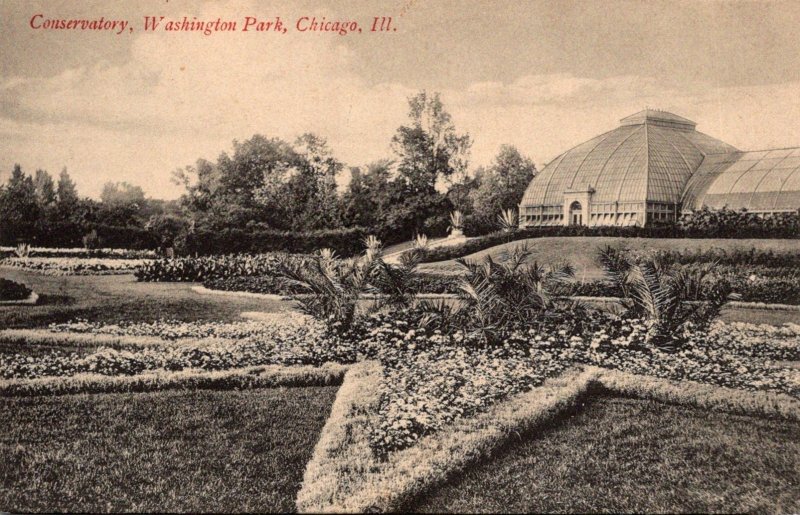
[569,201,583,226]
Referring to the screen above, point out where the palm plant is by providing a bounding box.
[598,246,736,350]
[497,208,518,233]
[277,246,377,333]
[449,210,464,234]
[453,243,575,344]
[278,235,430,331]
[371,234,429,310]
[14,243,31,258]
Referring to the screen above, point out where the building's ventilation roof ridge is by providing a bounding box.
[620,109,697,131]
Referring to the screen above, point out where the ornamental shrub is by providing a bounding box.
[0,278,31,301]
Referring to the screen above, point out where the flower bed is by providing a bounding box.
[134,253,306,282]
[356,310,800,455]
[0,246,156,259]
[1,314,361,380]
[0,278,32,301]
[5,310,798,456]
[0,257,148,275]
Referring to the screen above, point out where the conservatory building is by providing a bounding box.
[519,109,800,227]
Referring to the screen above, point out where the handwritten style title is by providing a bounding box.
[28,14,397,36]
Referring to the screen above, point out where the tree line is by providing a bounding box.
[0,92,536,251]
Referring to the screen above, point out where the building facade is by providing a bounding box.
[519,109,800,227]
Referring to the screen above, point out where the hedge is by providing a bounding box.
[0,278,31,301]
[182,227,371,257]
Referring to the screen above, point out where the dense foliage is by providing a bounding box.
[2,257,147,276]
[678,207,800,238]
[134,253,305,282]
[179,227,371,257]
[0,165,179,249]
[0,278,31,301]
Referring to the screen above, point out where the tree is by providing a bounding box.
[447,168,482,215]
[176,133,346,233]
[293,133,343,230]
[384,91,469,239]
[470,145,536,222]
[100,182,146,207]
[99,182,146,227]
[391,91,472,192]
[341,160,393,228]
[56,167,79,206]
[33,169,56,206]
[0,165,39,243]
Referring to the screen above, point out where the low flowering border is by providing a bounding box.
[0,362,348,397]
[595,367,800,421]
[297,364,800,513]
[0,329,176,350]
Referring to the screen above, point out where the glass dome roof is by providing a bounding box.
[521,110,738,207]
[683,147,800,212]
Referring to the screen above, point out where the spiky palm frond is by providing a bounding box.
[449,210,464,231]
[598,245,633,290]
[417,299,461,334]
[497,208,518,233]
[276,248,375,332]
[362,235,383,263]
[599,247,736,351]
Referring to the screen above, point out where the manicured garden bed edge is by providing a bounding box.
[195,284,800,311]
[298,365,800,513]
[297,360,384,514]
[594,368,800,421]
[296,365,597,513]
[193,285,463,302]
[191,285,285,300]
[0,362,348,397]
[0,329,176,350]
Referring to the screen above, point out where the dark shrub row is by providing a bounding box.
[17,223,161,250]
[678,207,800,238]
[645,249,800,269]
[180,227,371,257]
[202,276,305,295]
[0,278,31,301]
[197,263,800,305]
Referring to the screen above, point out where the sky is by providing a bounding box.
[1,0,799,199]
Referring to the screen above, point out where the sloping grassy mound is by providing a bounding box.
[417,236,800,279]
[411,395,800,513]
[0,386,338,513]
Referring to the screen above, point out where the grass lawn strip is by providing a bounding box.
[0,386,338,513]
[0,362,348,397]
[0,328,178,350]
[298,365,800,513]
[297,360,384,514]
[296,365,597,513]
[410,396,800,514]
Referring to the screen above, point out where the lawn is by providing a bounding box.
[410,395,800,514]
[0,267,290,329]
[418,236,800,279]
[0,385,338,513]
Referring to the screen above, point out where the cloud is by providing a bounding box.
[1,0,799,198]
